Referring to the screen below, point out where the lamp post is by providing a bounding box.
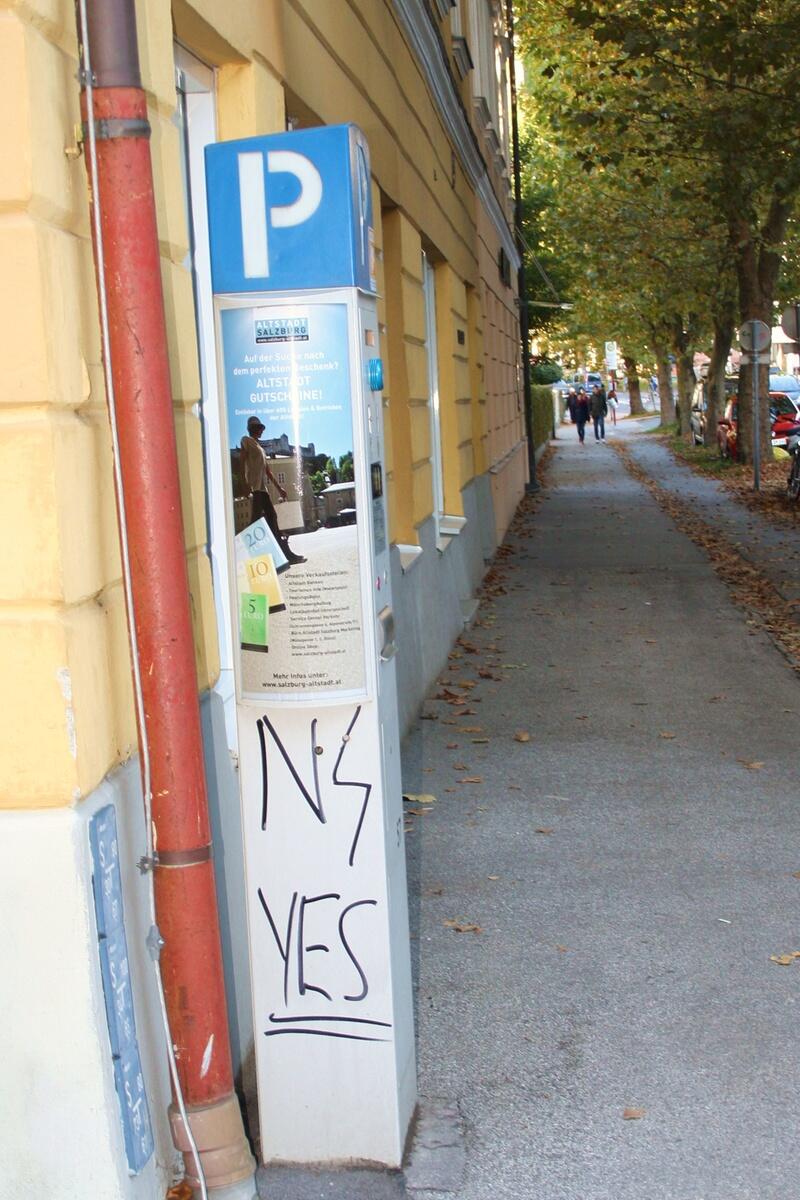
[506,0,538,492]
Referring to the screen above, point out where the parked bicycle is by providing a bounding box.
[787,426,800,500]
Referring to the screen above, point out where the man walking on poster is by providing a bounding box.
[241,416,306,564]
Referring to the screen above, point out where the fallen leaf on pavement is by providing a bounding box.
[461,725,483,733]
[536,827,554,835]
[402,793,436,805]
[472,737,490,744]
[460,776,483,784]
[792,871,800,879]
[487,875,499,880]
[623,1108,646,1120]
[425,886,443,896]
[660,731,677,739]
[514,731,531,742]
[769,952,800,965]
[443,919,482,934]
[556,945,569,952]
[446,742,459,749]
[739,759,765,770]
[167,1184,194,1200]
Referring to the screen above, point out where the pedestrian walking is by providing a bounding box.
[649,374,659,408]
[574,388,590,443]
[607,384,618,426]
[590,384,608,441]
[566,386,578,424]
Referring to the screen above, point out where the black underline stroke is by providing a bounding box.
[264,1028,389,1042]
[267,1012,392,1027]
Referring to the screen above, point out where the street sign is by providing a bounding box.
[738,319,771,352]
[781,304,800,342]
[604,340,618,371]
[738,352,771,366]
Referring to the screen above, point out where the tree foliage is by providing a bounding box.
[516,0,800,461]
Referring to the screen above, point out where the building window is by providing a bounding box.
[450,2,474,79]
[422,251,445,532]
[174,44,238,751]
[468,0,511,167]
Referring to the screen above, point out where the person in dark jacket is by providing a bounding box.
[590,384,608,442]
[566,386,578,423]
[574,388,590,443]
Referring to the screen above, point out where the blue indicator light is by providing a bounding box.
[368,357,384,392]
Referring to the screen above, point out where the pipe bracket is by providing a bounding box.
[82,117,151,141]
[157,844,213,868]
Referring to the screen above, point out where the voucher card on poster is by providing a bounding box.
[221,301,366,699]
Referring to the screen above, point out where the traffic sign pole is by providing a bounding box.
[738,319,770,490]
[751,320,760,492]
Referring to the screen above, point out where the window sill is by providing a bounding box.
[439,514,467,537]
[397,543,423,574]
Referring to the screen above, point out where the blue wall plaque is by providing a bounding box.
[89,805,154,1174]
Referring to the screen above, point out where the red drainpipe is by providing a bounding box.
[75,1,254,1192]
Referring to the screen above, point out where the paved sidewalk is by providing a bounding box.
[620,429,800,605]
[261,429,800,1199]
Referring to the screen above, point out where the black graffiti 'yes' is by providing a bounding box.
[257,886,377,1007]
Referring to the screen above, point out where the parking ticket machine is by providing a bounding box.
[205,126,415,1165]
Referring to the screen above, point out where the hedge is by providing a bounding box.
[529,384,555,452]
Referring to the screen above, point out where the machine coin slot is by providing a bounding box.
[377,604,396,661]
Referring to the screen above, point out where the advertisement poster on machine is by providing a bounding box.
[221,301,366,698]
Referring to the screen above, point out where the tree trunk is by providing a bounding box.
[654,345,675,425]
[671,319,695,440]
[677,351,695,439]
[704,308,735,449]
[623,355,644,414]
[730,204,787,464]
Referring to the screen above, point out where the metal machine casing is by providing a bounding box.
[205,125,415,1166]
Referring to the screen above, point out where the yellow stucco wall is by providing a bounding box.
[0,0,525,809]
[0,0,219,808]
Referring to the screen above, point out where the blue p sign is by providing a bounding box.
[206,124,375,296]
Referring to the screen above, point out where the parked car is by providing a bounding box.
[764,373,800,402]
[716,393,800,459]
[692,376,760,444]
